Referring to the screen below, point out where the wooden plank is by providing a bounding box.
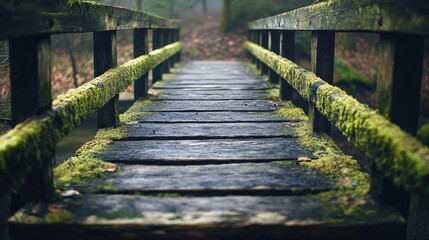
[97,138,312,164]
[123,122,298,140]
[159,79,264,85]
[151,94,264,101]
[133,100,281,112]
[94,31,119,129]
[80,163,333,195]
[152,85,272,90]
[9,195,405,240]
[0,1,179,40]
[169,75,255,80]
[133,112,295,123]
[248,0,429,36]
[155,89,268,96]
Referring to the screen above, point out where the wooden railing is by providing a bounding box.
[247,0,428,239]
[0,0,181,206]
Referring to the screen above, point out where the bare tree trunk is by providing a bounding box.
[62,35,79,88]
[202,0,207,13]
[220,0,231,33]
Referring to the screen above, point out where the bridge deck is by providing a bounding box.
[10,61,405,239]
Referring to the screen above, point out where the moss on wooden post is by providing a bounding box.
[309,31,334,135]
[94,31,119,129]
[268,30,280,84]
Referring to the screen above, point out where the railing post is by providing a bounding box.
[256,30,261,70]
[9,34,55,204]
[94,30,118,129]
[279,31,295,101]
[175,29,181,62]
[134,28,148,100]
[251,31,257,65]
[260,30,269,75]
[268,30,280,84]
[152,29,163,83]
[167,30,174,70]
[373,33,425,238]
[163,30,170,73]
[309,31,334,134]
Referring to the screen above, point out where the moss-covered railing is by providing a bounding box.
[0,0,181,210]
[247,0,428,239]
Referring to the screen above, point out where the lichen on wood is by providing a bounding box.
[246,40,429,193]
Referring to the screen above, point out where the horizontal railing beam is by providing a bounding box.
[0,1,180,40]
[245,41,429,193]
[0,41,182,192]
[248,0,429,36]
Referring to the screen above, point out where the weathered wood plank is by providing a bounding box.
[154,89,268,96]
[136,100,281,112]
[152,85,272,90]
[123,122,299,139]
[167,75,257,80]
[160,79,264,85]
[0,1,179,40]
[151,94,264,100]
[248,0,429,36]
[97,138,312,164]
[9,195,405,240]
[133,112,294,123]
[80,163,333,195]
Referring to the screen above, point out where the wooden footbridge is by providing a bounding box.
[1,0,429,239]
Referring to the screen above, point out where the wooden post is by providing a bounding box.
[152,29,163,83]
[134,28,148,100]
[163,30,171,73]
[9,34,55,204]
[309,31,334,134]
[256,30,261,70]
[372,33,425,237]
[94,31,118,129]
[168,30,174,70]
[268,30,280,84]
[251,31,257,64]
[260,30,269,75]
[176,29,181,62]
[279,31,295,101]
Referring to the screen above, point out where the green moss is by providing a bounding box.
[274,102,309,122]
[246,40,429,193]
[417,123,429,147]
[266,88,280,100]
[44,210,73,223]
[119,99,154,123]
[106,207,143,219]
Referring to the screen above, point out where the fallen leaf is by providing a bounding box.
[102,165,116,172]
[61,189,80,198]
[48,204,63,213]
[297,156,311,161]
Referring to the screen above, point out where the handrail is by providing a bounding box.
[246,0,429,238]
[0,42,181,192]
[248,0,429,36]
[246,41,429,193]
[0,0,181,205]
[0,1,180,40]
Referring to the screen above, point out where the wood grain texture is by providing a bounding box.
[123,122,299,140]
[248,0,429,35]
[9,194,405,240]
[0,1,179,40]
[80,163,333,195]
[98,138,313,164]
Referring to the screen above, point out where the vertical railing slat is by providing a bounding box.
[309,31,334,134]
[279,31,295,101]
[133,28,148,100]
[152,29,163,83]
[9,34,55,203]
[268,30,280,84]
[260,30,269,75]
[94,30,119,129]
